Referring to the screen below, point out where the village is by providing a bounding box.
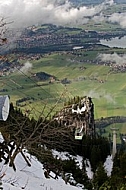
[6,24,124,54]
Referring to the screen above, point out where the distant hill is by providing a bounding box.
[70,0,103,5]
[70,0,126,5]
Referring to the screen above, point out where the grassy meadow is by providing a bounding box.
[100,123,126,144]
[0,48,126,123]
[0,3,125,143]
[1,2,126,121]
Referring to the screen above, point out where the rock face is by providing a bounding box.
[54,96,95,140]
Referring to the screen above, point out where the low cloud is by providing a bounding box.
[85,89,116,104]
[19,61,32,73]
[108,12,126,28]
[85,90,101,100]
[93,13,107,23]
[103,93,115,104]
[0,0,114,28]
[97,53,126,65]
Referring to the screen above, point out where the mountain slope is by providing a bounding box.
[1,151,82,190]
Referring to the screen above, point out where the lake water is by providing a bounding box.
[100,36,126,48]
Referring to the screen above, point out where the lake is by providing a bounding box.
[100,36,126,48]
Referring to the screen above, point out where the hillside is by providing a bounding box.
[0,98,126,190]
[70,0,126,5]
[0,148,113,190]
[0,103,112,190]
[0,149,83,190]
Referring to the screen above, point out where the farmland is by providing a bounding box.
[0,47,126,121]
[0,1,126,139]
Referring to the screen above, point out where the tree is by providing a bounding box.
[0,103,76,171]
[120,152,126,177]
[109,151,126,190]
[93,162,108,189]
[0,17,12,45]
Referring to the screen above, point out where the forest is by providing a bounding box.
[0,99,126,189]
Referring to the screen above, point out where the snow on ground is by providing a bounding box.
[84,160,93,179]
[52,150,93,179]
[0,151,82,190]
[52,150,83,169]
[0,150,113,189]
[0,152,114,190]
[0,131,113,190]
[104,155,113,176]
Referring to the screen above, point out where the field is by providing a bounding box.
[1,47,126,122]
[99,123,126,144]
[0,3,125,141]
[0,3,126,115]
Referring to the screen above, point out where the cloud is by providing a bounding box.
[85,89,116,104]
[85,90,101,100]
[97,53,126,65]
[107,0,114,6]
[19,61,32,73]
[92,13,107,23]
[103,93,116,104]
[0,0,114,28]
[108,12,126,28]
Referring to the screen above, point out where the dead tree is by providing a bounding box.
[0,99,76,171]
[0,17,12,45]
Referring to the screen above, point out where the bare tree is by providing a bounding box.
[0,18,76,171]
[0,101,76,171]
[0,17,12,45]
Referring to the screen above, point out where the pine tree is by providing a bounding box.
[93,162,108,189]
[120,152,126,177]
[90,145,101,171]
[0,181,3,190]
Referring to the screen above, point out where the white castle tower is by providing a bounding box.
[111,128,119,159]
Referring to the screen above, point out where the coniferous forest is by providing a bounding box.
[0,102,126,189]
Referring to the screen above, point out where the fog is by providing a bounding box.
[108,12,126,28]
[19,61,32,73]
[97,53,126,65]
[0,0,116,28]
[85,89,116,104]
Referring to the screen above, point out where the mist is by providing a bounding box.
[97,53,126,65]
[85,89,116,104]
[108,12,126,28]
[0,0,115,28]
[19,61,32,74]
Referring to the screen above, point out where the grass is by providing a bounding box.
[1,1,126,119]
[100,123,126,144]
[1,48,126,120]
[79,3,126,32]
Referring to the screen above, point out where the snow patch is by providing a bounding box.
[0,151,82,190]
[104,155,113,176]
